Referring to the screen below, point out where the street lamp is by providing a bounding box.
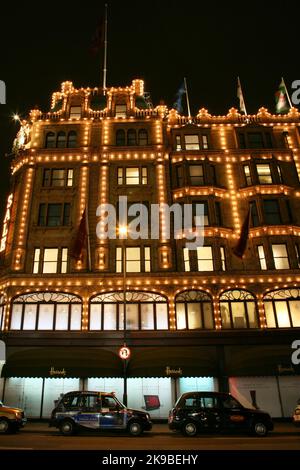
[119,225,128,406]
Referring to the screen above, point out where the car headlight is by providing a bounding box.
[146,413,150,420]
[15,412,22,419]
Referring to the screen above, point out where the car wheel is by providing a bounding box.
[182,421,198,437]
[0,418,10,434]
[59,419,76,436]
[252,421,268,437]
[128,421,143,436]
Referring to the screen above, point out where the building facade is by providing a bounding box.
[0,79,300,419]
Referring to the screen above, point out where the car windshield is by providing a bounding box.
[0,401,2,406]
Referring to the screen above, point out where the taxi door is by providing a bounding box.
[75,394,101,429]
[99,396,127,430]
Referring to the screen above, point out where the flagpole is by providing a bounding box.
[85,205,92,271]
[184,77,191,120]
[102,3,108,94]
[237,76,248,116]
[282,77,292,109]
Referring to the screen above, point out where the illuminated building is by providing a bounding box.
[0,79,299,418]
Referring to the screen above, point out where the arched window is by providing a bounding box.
[89,291,168,331]
[127,129,137,146]
[0,295,5,330]
[263,288,300,328]
[220,290,258,329]
[10,292,82,331]
[116,129,126,146]
[138,129,148,146]
[175,290,214,330]
[67,131,77,148]
[45,132,55,148]
[56,131,66,148]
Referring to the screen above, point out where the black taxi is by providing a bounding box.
[168,391,273,437]
[49,391,152,436]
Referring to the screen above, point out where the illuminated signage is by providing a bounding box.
[0,194,13,253]
[119,346,131,360]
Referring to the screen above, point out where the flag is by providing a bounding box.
[71,210,87,260]
[237,77,247,114]
[174,81,186,113]
[90,18,105,55]
[232,207,251,259]
[275,78,289,114]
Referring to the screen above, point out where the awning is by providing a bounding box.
[1,347,123,378]
[127,346,219,377]
[224,345,299,376]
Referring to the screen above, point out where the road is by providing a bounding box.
[0,422,299,450]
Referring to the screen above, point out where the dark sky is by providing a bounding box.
[0,0,299,218]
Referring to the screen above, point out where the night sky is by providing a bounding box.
[0,0,299,219]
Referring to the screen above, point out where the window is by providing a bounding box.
[116,129,126,146]
[45,132,55,148]
[89,291,168,331]
[10,292,81,331]
[296,244,300,268]
[248,133,264,148]
[257,164,273,184]
[33,247,68,274]
[263,200,281,224]
[175,291,214,330]
[67,131,77,148]
[257,245,267,270]
[56,132,66,148]
[115,246,150,273]
[196,246,213,271]
[115,104,127,118]
[243,165,252,186]
[272,244,289,269]
[215,202,222,226]
[189,165,204,185]
[220,290,258,329]
[69,106,81,119]
[220,246,226,271]
[138,129,148,146]
[185,135,199,150]
[175,135,182,151]
[193,202,209,227]
[38,203,71,227]
[285,200,293,223]
[264,289,300,328]
[202,135,209,149]
[176,166,183,187]
[42,168,73,187]
[250,201,259,227]
[118,167,148,185]
[127,129,137,146]
[183,248,190,272]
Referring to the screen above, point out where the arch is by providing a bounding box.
[138,129,148,146]
[56,131,66,148]
[45,132,55,148]
[175,289,214,330]
[263,288,300,328]
[89,290,168,331]
[219,289,258,329]
[10,291,82,331]
[116,129,126,146]
[67,130,77,148]
[127,129,137,146]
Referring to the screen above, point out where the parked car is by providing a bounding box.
[49,391,152,436]
[0,400,26,434]
[292,400,300,427]
[168,391,273,437]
